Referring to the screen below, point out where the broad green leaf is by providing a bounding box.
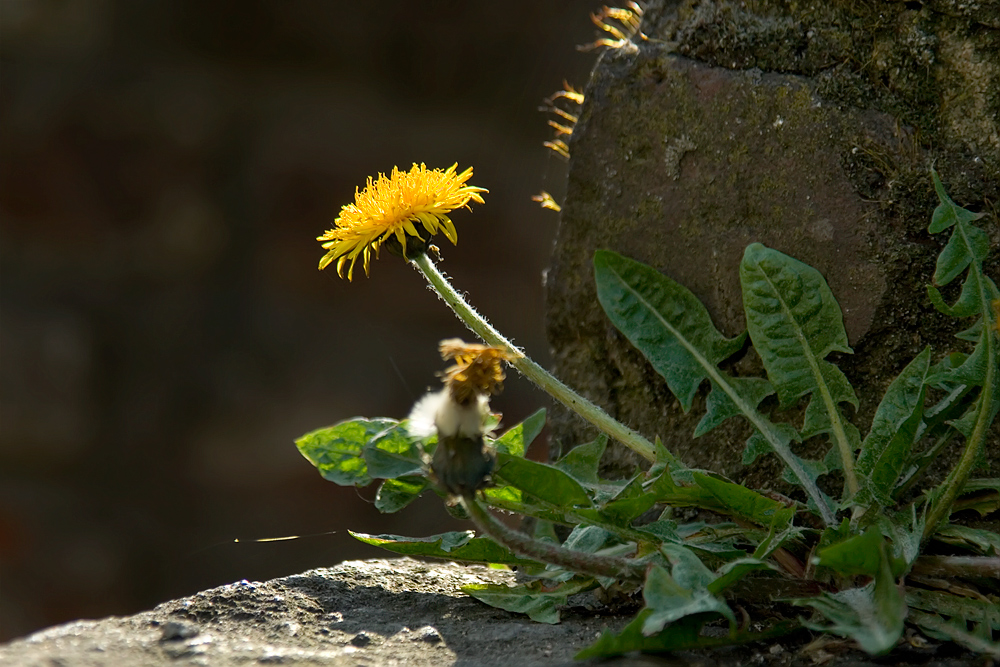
[694,376,774,437]
[349,530,541,566]
[554,434,607,484]
[795,538,905,655]
[493,408,546,457]
[374,476,428,513]
[576,611,796,660]
[660,542,716,591]
[594,249,746,412]
[363,423,424,479]
[642,565,735,636]
[692,472,794,530]
[493,453,593,507]
[296,417,400,486]
[463,577,595,624]
[646,469,726,512]
[814,526,883,577]
[855,347,931,507]
[595,249,835,524]
[740,243,854,407]
[740,243,859,498]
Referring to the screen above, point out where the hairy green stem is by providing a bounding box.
[923,367,996,541]
[461,493,647,582]
[923,281,997,541]
[412,253,657,462]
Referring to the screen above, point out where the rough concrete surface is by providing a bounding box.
[0,558,630,667]
[2,557,989,667]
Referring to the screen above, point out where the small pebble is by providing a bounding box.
[350,632,372,647]
[413,626,442,644]
[160,621,199,642]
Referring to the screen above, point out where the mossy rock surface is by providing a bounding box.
[545,0,999,490]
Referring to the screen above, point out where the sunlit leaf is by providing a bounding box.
[374,476,428,513]
[493,408,546,457]
[349,530,541,566]
[296,417,401,487]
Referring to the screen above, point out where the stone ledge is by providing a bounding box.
[0,558,630,667]
[2,557,986,666]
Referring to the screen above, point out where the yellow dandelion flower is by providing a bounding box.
[317,163,487,280]
[439,338,515,405]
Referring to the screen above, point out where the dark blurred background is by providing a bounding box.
[0,0,604,640]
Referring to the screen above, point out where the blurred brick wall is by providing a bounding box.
[0,0,601,639]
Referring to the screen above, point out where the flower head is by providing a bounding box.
[317,163,486,279]
[439,338,514,405]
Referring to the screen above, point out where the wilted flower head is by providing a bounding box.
[406,339,514,496]
[439,338,514,406]
[317,163,486,280]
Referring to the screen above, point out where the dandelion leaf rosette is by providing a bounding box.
[594,249,836,524]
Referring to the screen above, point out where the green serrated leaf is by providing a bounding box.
[374,476,428,513]
[740,243,860,499]
[856,347,931,507]
[934,226,988,286]
[493,453,593,507]
[349,530,541,566]
[814,526,884,577]
[929,169,987,234]
[463,577,595,624]
[642,564,735,636]
[910,610,1000,658]
[740,243,853,406]
[493,408,546,457]
[363,423,424,479]
[907,589,1000,630]
[795,538,905,655]
[554,434,607,484]
[646,469,725,512]
[594,249,746,412]
[876,505,924,568]
[695,377,774,437]
[693,472,793,530]
[576,611,797,660]
[296,417,401,487]
[595,249,835,525]
[562,524,617,553]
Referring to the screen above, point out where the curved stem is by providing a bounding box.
[461,493,647,582]
[911,555,1000,579]
[923,328,997,542]
[412,253,657,463]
